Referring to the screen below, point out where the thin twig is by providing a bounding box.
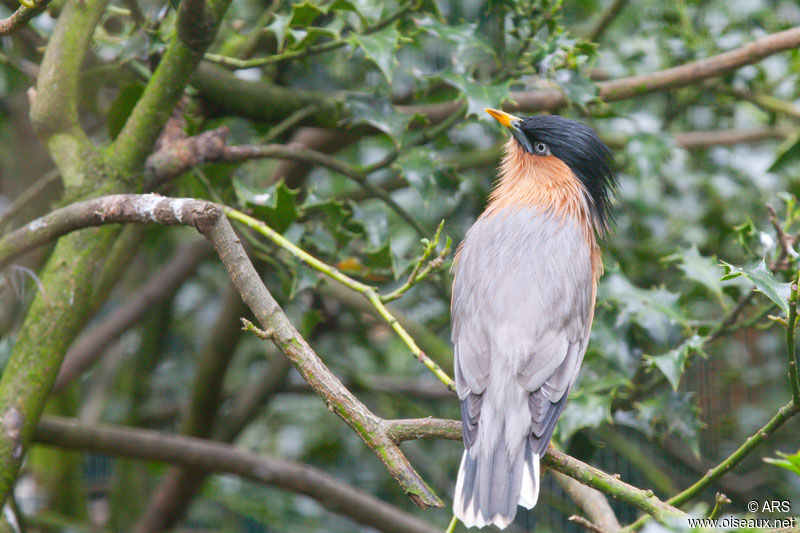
[786,280,800,407]
[587,0,628,43]
[622,400,799,530]
[203,0,417,69]
[569,515,610,533]
[0,1,52,36]
[381,220,451,303]
[708,493,730,520]
[224,207,456,392]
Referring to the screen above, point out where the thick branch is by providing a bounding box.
[110,0,232,175]
[195,26,800,124]
[28,0,107,182]
[511,25,800,112]
[192,62,341,126]
[33,417,440,533]
[199,204,442,507]
[0,194,213,269]
[673,127,791,149]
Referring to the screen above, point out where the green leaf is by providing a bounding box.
[289,1,325,28]
[348,23,402,82]
[556,391,612,443]
[631,391,702,458]
[336,0,382,24]
[768,132,800,173]
[600,273,687,344]
[556,71,598,107]
[365,241,395,274]
[301,193,366,247]
[343,94,415,137]
[267,13,291,51]
[719,259,791,316]
[418,18,493,62]
[106,82,145,139]
[441,73,512,117]
[234,179,300,233]
[393,146,441,200]
[648,335,707,390]
[674,245,725,302]
[763,450,800,477]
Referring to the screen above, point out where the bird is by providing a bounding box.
[451,108,617,529]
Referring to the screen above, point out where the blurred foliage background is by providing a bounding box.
[1,0,799,531]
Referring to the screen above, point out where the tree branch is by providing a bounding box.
[0,2,52,36]
[197,26,800,126]
[587,0,628,43]
[198,203,443,507]
[673,127,791,149]
[510,25,800,112]
[110,0,233,175]
[33,416,441,533]
[623,400,799,530]
[553,471,621,532]
[27,0,108,182]
[224,207,455,391]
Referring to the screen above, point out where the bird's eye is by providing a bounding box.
[534,142,549,155]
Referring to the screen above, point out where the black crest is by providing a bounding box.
[517,115,618,231]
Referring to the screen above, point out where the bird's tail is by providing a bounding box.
[453,437,540,529]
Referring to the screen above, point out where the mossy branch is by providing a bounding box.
[109,0,233,175]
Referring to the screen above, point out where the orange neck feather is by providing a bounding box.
[483,139,593,225]
[482,139,602,280]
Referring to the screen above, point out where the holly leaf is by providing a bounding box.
[764,450,800,477]
[267,13,291,51]
[289,1,326,28]
[343,94,415,137]
[365,241,394,274]
[393,146,441,200]
[600,273,687,345]
[719,259,791,316]
[234,179,300,233]
[441,73,513,117]
[769,132,800,173]
[556,391,612,443]
[647,335,707,391]
[674,245,726,303]
[348,23,402,82]
[301,194,366,247]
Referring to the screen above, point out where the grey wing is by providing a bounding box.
[452,209,594,451]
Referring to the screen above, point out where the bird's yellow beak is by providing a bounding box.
[485,108,522,129]
[485,108,534,153]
